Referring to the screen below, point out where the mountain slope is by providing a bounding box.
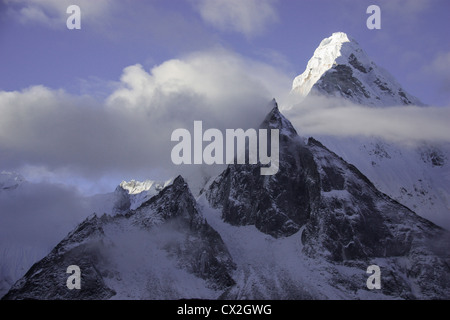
[203,102,450,299]
[2,176,235,300]
[309,135,450,229]
[0,175,174,297]
[3,103,450,300]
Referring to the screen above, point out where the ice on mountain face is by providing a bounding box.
[0,171,25,190]
[291,32,423,107]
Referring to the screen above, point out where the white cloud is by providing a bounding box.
[0,49,291,186]
[2,0,218,47]
[285,96,450,145]
[108,48,290,111]
[194,0,278,37]
[3,0,113,28]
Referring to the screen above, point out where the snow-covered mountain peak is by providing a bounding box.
[119,178,173,195]
[291,32,423,106]
[292,32,358,97]
[316,32,359,59]
[113,177,175,212]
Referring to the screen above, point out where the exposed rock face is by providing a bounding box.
[304,138,447,263]
[204,102,450,299]
[205,104,320,238]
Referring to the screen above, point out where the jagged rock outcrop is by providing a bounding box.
[204,102,450,299]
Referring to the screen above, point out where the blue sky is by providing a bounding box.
[1,0,449,104]
[0,0,449,193]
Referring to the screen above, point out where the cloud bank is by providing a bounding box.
[3,0,113,28]
[0,48,291,186]
[284,95,450,145]
[1,46,449,190]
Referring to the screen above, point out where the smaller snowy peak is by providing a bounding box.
[119,179,173,195]
[88,177,175,216]
[115,177,174,211]
[291,32,423,106]
[0,171,25,190]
